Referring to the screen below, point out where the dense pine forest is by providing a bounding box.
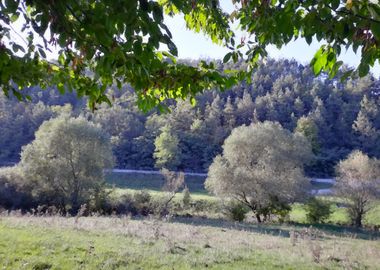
[1,59,379,177]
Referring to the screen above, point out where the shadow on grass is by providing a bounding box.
[171,216,380,241]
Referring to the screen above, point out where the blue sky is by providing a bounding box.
[164,2,380,78]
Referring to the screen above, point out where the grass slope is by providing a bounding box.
[0,216,379,269]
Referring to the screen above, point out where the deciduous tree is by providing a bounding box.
[20,116,114,213]
[335,150,380,227]
[153,125,181,170]
[205,121,312,222]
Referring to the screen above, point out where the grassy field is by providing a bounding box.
[0,215,379,269]
[105,172,208,194]
[106,172,380,226]
[290,200,380,227]
[105,172,332,194]
[0,173,378,269]
[111,187,216,202]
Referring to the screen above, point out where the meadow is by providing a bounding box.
[105,172,334,195]
[0,172,378,269]
[0,214,379,270]
[106,172,380,227]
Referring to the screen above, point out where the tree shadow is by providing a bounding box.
[171,216,380,240]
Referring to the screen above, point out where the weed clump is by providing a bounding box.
[223,201,249,222]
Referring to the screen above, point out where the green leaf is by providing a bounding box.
[312,47,327,75]
[10,13,19,22]
[331,0,340,10]
[167,41,178,56]
[358,63,369,77]
[116,79,122,89]
[58,53,65,66]
[371,22,380,41]
[38,48,46,58]
[368,4,380,20]
[153,4,163,23]
[340,69,354,82]
[57,82,65,94]
[190,96,196,106]
[5,0,18,13]
[305,36,312,45]
[12,43,23,53]
[223,52,232,63]
[12,89,22,101]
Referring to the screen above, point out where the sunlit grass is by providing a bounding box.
[110,187,216,202]
[106,172,379,227]
[0,215,379,269]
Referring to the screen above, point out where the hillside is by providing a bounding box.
[1,59,380,176]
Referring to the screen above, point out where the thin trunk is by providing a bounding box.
[256,214,262,223]
[354,210,363,228]
[70,191,79,215]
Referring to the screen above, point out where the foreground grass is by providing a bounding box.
[0,215,379,270]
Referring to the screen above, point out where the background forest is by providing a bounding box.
[1,59,380,177]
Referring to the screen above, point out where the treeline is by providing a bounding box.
[1,59,380,176]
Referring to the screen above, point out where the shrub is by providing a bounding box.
[0,166,35,210]
[111,193,137,215]
[223,201,249,222]
[150,195,174,217]
[133,190,153,216]
[305,197,332,223]
[182,187,191,208]
[88,184,114,214]
[192,199,209,213]
[266,197,292,223]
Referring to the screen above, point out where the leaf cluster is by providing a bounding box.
[2,1,380,110]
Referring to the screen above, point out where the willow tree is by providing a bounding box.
[1,1,380,110]
[20,116,114,213]
[205,121,312,222]
[335,150,380,227]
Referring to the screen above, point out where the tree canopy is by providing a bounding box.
[205,121,312,222]
[1,0,380,109]
[20,116,114,212]
[335,150,380,227]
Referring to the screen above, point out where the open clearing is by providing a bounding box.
[106,172,380,227]
[0,215,379,270]
[105,172,333,194]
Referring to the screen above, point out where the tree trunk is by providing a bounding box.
[354,211,363,228]
[256,214,262,223]
[70,191,80,215]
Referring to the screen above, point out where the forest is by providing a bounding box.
[1,59,380,177]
